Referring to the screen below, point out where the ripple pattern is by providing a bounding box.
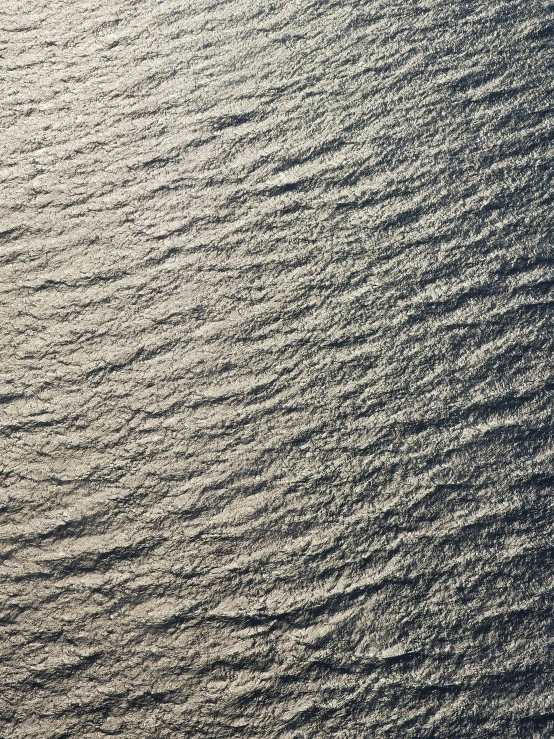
[2,1,554,737]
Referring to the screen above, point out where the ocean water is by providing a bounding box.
[2,1,554,736]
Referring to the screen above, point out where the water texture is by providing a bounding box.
[2,1,554,736]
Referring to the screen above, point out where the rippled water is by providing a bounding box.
[2,1,554,736]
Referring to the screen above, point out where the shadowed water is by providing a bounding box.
[2,1,554,737]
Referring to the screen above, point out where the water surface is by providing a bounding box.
[2,1,554,736]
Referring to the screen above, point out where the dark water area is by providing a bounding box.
[2,1,554,736]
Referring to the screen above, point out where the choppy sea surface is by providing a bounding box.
[2,1,554,736]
